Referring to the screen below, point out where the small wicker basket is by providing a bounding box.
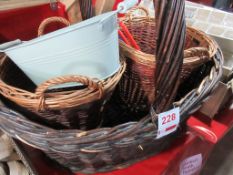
[117,7,218,114]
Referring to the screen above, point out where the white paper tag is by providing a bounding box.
[180,154,203,175]
[156,107,180,139]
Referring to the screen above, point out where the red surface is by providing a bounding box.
[187,115,228,144]
[0,2,68,43]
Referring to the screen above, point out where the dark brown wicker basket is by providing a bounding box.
[0,0,223,174]
[0,49,223,174]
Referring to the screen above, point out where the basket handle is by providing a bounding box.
[35,75,104,111]
[38,17,70,37]
[125,6,150,21]
[151,0,186,114]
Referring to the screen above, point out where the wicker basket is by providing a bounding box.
[0,0,223,174]
[0,53,125,130]
[117,7,218,114]
[0,17,125,130]
[0,49,223,174]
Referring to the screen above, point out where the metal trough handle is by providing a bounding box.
[0,39,22,52]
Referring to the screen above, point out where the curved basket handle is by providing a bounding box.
[125,6,150,21]
[151,0,186,114]
[35,75,104,111]
[38,17,71,37]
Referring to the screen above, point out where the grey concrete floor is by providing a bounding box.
[201,128,233,175]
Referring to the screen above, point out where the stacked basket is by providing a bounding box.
[0,0,223,174]
[116,7,218,114]
[0,15,125,130]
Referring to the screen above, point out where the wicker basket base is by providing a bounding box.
[46,128,183,174]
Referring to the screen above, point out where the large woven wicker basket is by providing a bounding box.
[116,7,218,114]
[0,0,223,174]
[0,49,223,174]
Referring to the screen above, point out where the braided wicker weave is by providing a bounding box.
[117,7,218,114]
[0,0,223,174]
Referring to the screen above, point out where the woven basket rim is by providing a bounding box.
[0,57,126,111]
[120,21,218,65]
